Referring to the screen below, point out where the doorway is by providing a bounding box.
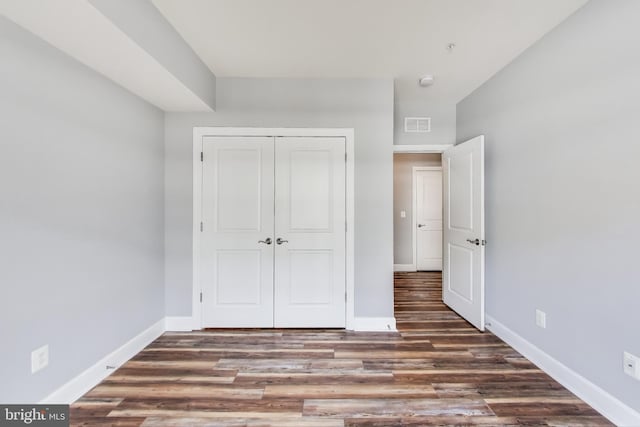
[393,152,443,272]
[392,138,486,331]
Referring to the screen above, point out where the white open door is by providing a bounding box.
[274,137,346,328]
[201,136,275,327]
[442,135,485,331]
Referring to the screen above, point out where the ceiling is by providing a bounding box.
[153,0,587,102]
[0,0,214,111]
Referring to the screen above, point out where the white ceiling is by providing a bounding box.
[153,0,587,102]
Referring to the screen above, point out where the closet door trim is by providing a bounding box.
[192,127,355,330]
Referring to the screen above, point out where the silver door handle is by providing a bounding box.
[418,224,426,228]
[258,238,272,245]
[276,238,288,245]
[466,238,480,246]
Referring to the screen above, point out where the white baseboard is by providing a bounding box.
[394,264,416,272]
[40,318,165,404]
[353,317,397,332]
[37,314,403,405]
[165,316,195,331]
[486,315,640,427]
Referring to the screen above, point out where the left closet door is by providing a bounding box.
[201,136,275,327]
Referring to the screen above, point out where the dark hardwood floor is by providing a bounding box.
[70,272,612,426]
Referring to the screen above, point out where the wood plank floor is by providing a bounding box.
[71,272,612,426]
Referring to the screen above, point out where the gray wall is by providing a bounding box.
[165,77,395,318]
[0,18,165,403]
[394,78,456,146]
[457,0,640,413]
[89,0,216,110]
[393,154,441,265]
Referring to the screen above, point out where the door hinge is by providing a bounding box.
[200,222,203,232]
[345,222,347,232]
[481,239,487,246]
[345,292,347,302]
[200,292,202,303]
[200,152,203,162]
[345,152,347,162]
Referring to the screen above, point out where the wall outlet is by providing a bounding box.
[400,210,406,218]
[31,345,49,374]
[623,351,640,380]
[535,309,546,329]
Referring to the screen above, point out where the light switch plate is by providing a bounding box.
[31,345,49,374]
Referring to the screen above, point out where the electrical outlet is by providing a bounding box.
[400,210,406,218]
[31,345,49,374]
[623,352,640,380]
[535,309,546,329]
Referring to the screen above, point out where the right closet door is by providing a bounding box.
[273,137,346,327]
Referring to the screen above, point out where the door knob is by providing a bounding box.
[466,238,480,246]
[418,224,426,228]
[258,238,272,245]
[276,238,288,245]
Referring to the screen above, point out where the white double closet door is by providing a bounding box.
[200,136,346,328]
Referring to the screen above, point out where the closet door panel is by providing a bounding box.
[200,136,275,327]
[274,137,346,327]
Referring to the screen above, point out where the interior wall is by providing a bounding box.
[88,0,217,110]
[393,153,442,265]
[394,78,456,146]
[457,0,640,413]
[164,77,395,319]
[0,17,165,403]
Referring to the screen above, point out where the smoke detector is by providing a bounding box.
[419,75,434,87]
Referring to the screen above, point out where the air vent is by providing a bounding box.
[404,117,431,133]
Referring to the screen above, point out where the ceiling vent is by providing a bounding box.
[404,117,431,133]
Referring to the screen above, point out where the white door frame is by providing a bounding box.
[393,144,451,272]
[393,144,453,154]
[193,127,355,330]
[412,166,443,270]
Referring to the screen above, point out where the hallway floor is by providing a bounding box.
[70,272,611,426]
